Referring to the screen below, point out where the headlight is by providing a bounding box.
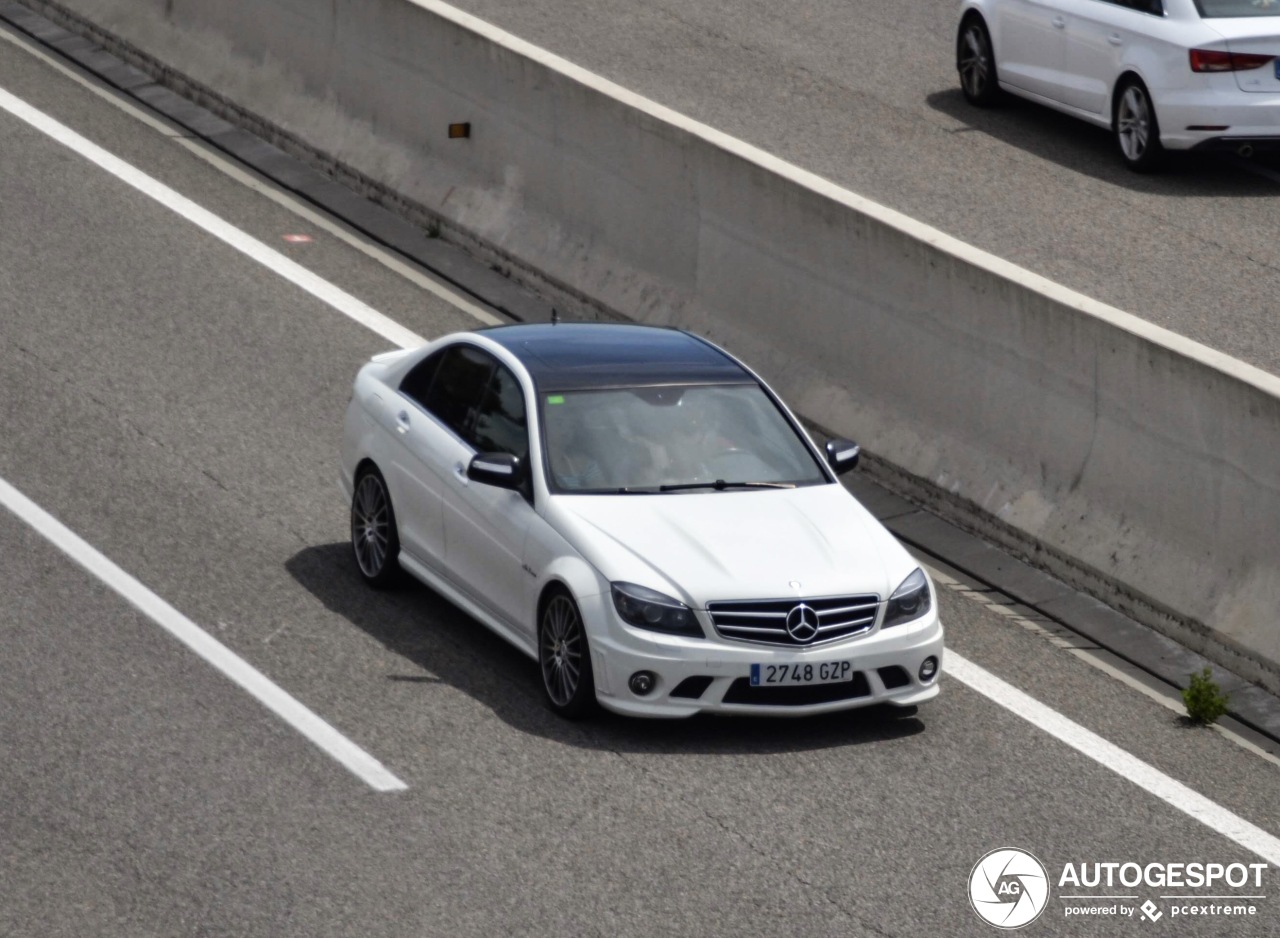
[610,582,703,637]
[882,568,932,629]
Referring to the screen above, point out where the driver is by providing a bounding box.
[656,392,734,483]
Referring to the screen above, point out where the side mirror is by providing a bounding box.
[467,452,526,490]
[825,439,860,475]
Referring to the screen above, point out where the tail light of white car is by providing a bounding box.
[1189,49,1275,72]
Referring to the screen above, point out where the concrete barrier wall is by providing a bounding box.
[27,0,1280,687]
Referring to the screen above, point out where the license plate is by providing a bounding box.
[750,661,853,686]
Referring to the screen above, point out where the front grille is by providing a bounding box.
[721,672,872,706]
[706,594,880,647]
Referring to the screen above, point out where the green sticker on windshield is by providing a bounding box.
[547,394,565,405]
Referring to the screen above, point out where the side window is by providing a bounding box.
[472,364,529,459]
[400,350,445,408]
[411,345,495,441]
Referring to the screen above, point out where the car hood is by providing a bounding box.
[547,483,913,606]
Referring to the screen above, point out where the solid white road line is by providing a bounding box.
[0,475,406,793]
[0,84,427,351]
[946,653,1280,867]
[0,24,505,327]
[928,565,1280,769]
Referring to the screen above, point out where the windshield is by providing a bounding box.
[540,384,829,493]
[1194,0,1280,17]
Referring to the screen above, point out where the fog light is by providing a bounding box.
[628,671,656,696]
[919,657,939,682]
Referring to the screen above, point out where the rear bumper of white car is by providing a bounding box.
[1157,88,1280,151]
[580,592,944,718]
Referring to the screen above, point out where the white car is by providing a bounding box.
[341,323,943,719]
[956,0,1280,170]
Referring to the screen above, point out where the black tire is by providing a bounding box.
[1113,77,1164,172]
[350,466,401,588]
[957,16,1000,107]
[538,589,597,719]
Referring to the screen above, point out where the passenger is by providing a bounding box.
[546,413,606,490]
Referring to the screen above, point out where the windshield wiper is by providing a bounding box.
[657,480,795,492]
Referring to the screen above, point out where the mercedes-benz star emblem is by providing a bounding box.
[785,603,820,643]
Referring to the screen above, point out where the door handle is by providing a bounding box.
[1107,33,1123,46]
[1052,15,1066,28]
[396,410,410,434]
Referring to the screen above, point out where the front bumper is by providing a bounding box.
[579,591,944,718]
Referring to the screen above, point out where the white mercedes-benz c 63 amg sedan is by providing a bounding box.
[340,323,943,719]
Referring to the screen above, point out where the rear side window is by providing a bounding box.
[403,344,495,441]
[400,350,445,406]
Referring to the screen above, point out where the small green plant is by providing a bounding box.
[1182,667,1229,726]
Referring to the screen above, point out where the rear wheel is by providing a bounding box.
[1114,78,1164,172]
[539,590,597,719]
[957,17,999,107]
[351,467,401,588]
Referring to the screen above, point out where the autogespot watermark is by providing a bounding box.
[969,848,1051,929]
[969,849,1271,928]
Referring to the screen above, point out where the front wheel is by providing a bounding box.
[538,590,597,719]
[957,17,999,107]
[351,467,401,588]
[1113,78,1164,172]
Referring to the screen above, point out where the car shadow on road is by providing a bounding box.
[286,543,926,755]
[926,87,1280,195]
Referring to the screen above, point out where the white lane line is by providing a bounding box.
[945,652,1280,867]
[0,476,406,793]
[0,84,427,350]
[928,566,1280,768]
[0,25,504,327]
[176,150,506,326]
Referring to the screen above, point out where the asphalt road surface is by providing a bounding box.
[439,0,1280,377]
[2,21,1280,938]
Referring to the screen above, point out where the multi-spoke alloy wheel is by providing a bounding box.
[539,591,596,718]
[351,468,400,588]
[1114,79,1163,172]
[957,18,999,107]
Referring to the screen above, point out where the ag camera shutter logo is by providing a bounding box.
[969,848,1050,929]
